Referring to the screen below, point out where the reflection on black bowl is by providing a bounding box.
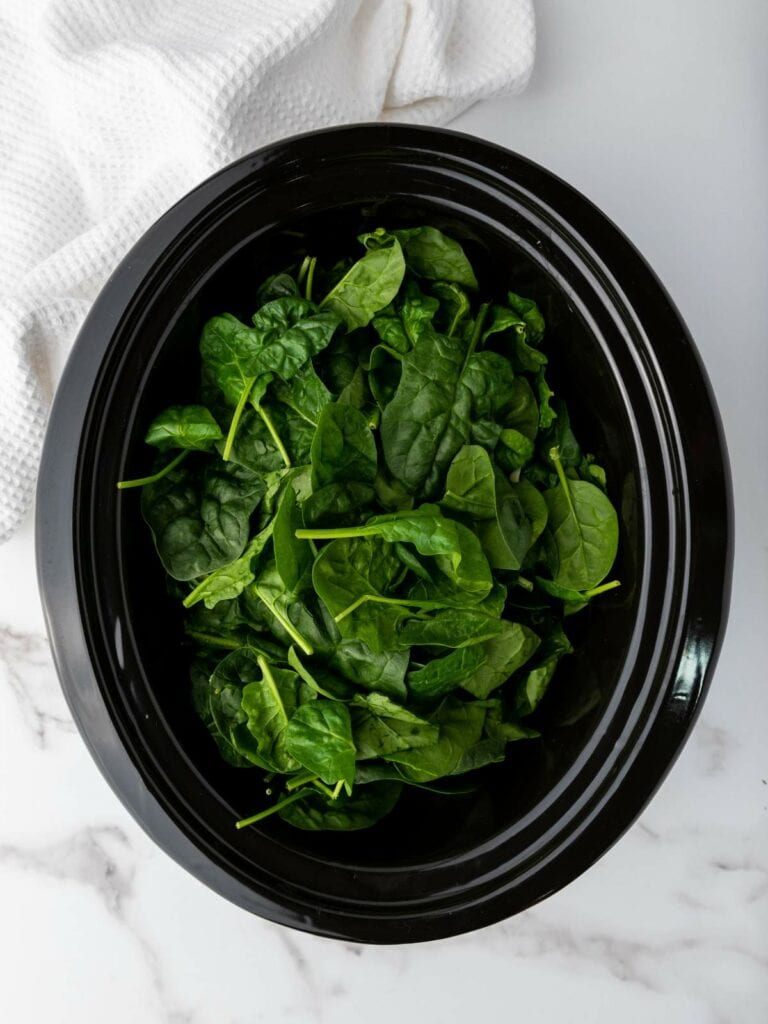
[36,125,731,943]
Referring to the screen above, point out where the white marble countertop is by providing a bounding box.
[2,1,766,1021]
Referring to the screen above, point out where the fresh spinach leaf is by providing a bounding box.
[461,620,541,699]
[142,457,264,581]
[256,271,300,305]
[442,445,533,571]
[321,238,405,331]
[407,645,486,700]
[285,701,356,789]
[542,446,619,591]
[380,330,473,498]
[272,471,313,592]
[513,621,573,717]
[145,405,223,452]
[240,655,315,772]
[278,781,402,830]
[301,505,493,601]
[385,698,488,782]
[182,521,273,610]
[328,640,409,701]
[389,227,478,290]
[303,401,378,525]
[272,364,332,426]
[351,693,438,759]
[431,281,471,337]
[396,607,504,649]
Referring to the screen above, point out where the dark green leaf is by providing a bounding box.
[385,698,488,782]
[351,693,438,759]
[256,271,300,305]
[142,457,264,581]
[441,444,497,520]
[272,364,332,426]
[278,781,402,830]
[308,505,493,601]
[328,640,409,701]
[407,645,486,700]
[506,377,540,441]
[513,621,573,716]
[182,521,273,609]
[240,658,315,772]
[496,428,535,472]
[397,607,503,649]
[303,402,378,526]
[390,227,478,289]
[380,330,473,498]
[461,620,541,698]
[273,471,314,592]
[431,281,471,337]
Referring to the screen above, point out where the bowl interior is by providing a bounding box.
[117,200,640,868]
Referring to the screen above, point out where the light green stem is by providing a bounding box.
[311,778,337,799]
[223,377,256,461]
[117,449,188,490]
[250,585,313,655]
[256,654,290,730]
[367,408,381,430]
[286,772,318,792]
[184,630,241,650]
[461,302,489,372]
[235,789,310,829]
[287,646,342,700]
[583,579,621,599]
[331,780,344,801]
[334,592,444,624]
[304,257,317,302]
[550,445,569,491]
[297,255,312,286]
[255,403,292,468]
[376,344,403,361]
[516,576,534,592]
[295,525,377,541]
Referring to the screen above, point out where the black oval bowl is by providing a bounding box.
[36,125,732,943]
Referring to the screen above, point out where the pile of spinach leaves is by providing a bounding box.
[119,225,620,832]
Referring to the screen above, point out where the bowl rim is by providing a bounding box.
[36,123,733,943]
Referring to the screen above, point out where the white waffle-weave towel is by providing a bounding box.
[0,0,535,542]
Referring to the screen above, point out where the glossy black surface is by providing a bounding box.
[36,125,732,943]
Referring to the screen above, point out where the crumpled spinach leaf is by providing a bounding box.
[142,457,264,581]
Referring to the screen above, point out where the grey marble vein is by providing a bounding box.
[0,825,134,914]
[0,826,207,1023]
[0,625,75,746]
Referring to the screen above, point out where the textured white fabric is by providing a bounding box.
[0,0,535,541]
